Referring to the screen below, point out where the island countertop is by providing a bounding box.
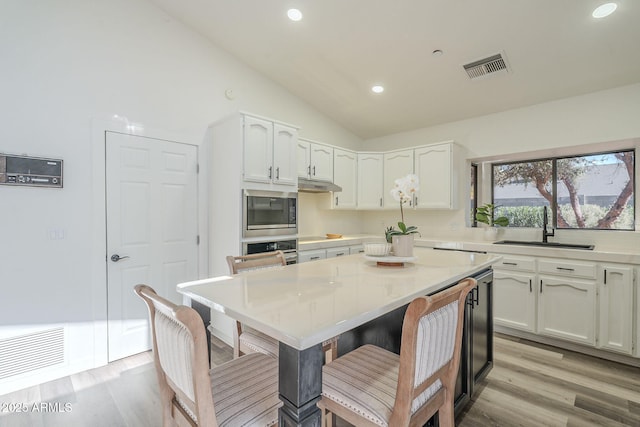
[177,248,501,351]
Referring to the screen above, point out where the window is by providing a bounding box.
[491,150,635,230]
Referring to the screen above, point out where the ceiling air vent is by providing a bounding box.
[463,53,509,79]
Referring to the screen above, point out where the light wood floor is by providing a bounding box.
[1,334,639,426]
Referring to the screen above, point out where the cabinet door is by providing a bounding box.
[298,249,326,263]
[493,270,537,332]
[326,246,350,258]
[272,123,298,186]
[243,116,273,183]
[297,140,311,178]
[599,265,634,354]
[414,143,454,209]
[383,150,414,209]
[537,275,596,346]
[333,149,357,209]
[310,143,334,182]
[357,153,383,209]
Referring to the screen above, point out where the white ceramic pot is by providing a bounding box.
[392,234,415,257]
[483,227,499,241]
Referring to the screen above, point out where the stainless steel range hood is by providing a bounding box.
[297,178,342,193]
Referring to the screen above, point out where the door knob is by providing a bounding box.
[111,254,130,262]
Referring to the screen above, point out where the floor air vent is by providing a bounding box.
[463,53,509,79]
[0,328,65,379]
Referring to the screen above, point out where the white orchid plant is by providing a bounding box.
[385,174,421,243]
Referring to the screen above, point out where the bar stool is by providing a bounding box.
[317,278,476,427]
[226,251,339,363]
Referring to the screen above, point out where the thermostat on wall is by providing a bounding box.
[0,154,63,188]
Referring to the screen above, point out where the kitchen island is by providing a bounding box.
[178,248,501,426]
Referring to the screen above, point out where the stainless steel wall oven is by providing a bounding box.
[243,239,298,265]
[242,189,297,237]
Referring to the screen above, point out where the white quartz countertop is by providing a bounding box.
[299,234,640,264]
[177,248,501,351]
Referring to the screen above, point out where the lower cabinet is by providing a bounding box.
[537,275,597,346]
[493,254,637,358]
[326,246,350,258]
[599,264,634,354]
[298,249,326,263]
[299,244,365,262]
[494,270,537,332]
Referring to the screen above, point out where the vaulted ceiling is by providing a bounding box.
[148,0,640,139]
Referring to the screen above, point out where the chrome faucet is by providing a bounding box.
[542,206,555,243]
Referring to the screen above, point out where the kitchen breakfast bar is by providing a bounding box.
[177,248,501,426]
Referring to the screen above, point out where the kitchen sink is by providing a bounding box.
[493,240,594,250]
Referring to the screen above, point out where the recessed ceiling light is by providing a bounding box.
[287,8,303,21]
[592,2,617,18]
[371,85,384,94]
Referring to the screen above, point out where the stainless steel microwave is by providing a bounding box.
[242,189,297,237]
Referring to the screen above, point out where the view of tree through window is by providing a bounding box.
[492,150,635,230]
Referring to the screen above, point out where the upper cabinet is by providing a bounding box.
[333,148,357,209]
[297,139,334,182]
[414,142,456,209]
[244,115,298,188]
[383,149,414,209]
[357,153,384,209]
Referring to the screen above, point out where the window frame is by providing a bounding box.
[488,148,635,231]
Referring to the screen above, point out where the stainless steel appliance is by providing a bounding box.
[242,189,297,237]
[243,238,298,265]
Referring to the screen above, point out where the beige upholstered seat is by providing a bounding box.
[317,278,476,427]
[135,284,282,427]
[226,251,339,362]
[226,251,287,359]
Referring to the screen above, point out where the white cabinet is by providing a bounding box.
[383,149,414,209]
[493,255,537,333]
[414,142,456,209]
[326,246,350,258]
[297,139,334,182]
[598,264,634,355]
[332,148,357,209]
[537,258,597,346]
[349,245,364,255]
[299,244,363,262]
[357,153,383,209]
[298,249,327,263]
[243,115,297,187]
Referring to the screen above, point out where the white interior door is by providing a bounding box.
[106,131,199,362]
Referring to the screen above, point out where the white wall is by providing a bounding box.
[360,83,640,249]
[0,0,360,394]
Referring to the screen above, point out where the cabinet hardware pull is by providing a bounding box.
[276,167,280,180]
[268,166,273,179]
[310,256,320,260]
[307,165,311,175]
[379,198,382,207]
[335,196,339,206]
[503,262,518,266]
[473,286,479,306]
[336,253,345,256]
[313,166,316,176]
[529,279,532,293]
[556,267,575,272]
[604,269,607,285]
[540,279,543,293]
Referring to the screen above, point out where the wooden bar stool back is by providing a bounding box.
[317,277,476,427]
[134,284,282,426]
